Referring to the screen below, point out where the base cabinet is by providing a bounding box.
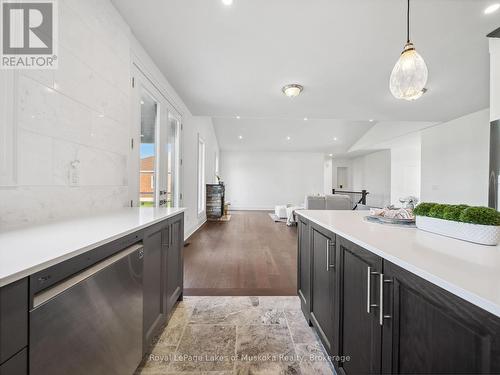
[143,224,165,353]
[297,217,311,320]
[297,215,500,375]
[0,349,27,375]
[382,261,500,374]
[310,223,338,356]
[144,213,184,353]
[164,214,184,315]
[337,237,382,375]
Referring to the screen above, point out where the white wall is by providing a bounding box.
[420,109,490,205]
[220,151,324,210]
[389,133,421,206]
[351,150,391,208]
[490,38,500,121]
[0,0,131,228]
[323,158,333,195]
[182,117,219,238]
[332,158,353,190]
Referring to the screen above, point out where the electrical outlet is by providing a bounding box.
[69,160,80,186]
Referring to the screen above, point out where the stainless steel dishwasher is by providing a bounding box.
[29,243,144,375]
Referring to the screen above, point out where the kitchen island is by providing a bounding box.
[0,207,185,375]
[296,210,500,375]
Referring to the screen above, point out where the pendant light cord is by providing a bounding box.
[407,0,410,43]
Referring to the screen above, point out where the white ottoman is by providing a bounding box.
[275,205,288,219]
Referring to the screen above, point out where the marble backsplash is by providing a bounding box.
[0,0,132,228]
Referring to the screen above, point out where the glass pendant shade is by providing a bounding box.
[390,42,428,100]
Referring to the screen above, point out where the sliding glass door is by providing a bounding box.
[131,66,182,208]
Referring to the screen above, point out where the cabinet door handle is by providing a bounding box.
[379,274,393,326]
[326,240,335,271]
[326,240,330,271]
[367,266,379,313]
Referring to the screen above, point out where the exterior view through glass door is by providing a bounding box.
[167,114,181,207]
[133,66,181,208]
[139,92,158,207]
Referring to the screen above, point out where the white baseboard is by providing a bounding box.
[184,219,207,241]
[229,206,274,211]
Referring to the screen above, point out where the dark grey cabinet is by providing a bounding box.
[0,348,27,375]
[337,236,383,375]
[382,261,500,374]
[0,278,27,366]
[143,223,165,352]
[310,223,338,356]
[297,217,311,321]
[144,213,184,352]
[164,214,184,315]
[296,215,500,375]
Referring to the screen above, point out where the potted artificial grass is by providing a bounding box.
[413,203,500,246]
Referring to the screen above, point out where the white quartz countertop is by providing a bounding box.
[296,210,500,318]
[0,207,185,287]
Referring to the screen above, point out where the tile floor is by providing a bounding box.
[136,296,334,374]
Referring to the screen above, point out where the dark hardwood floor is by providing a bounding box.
[183,211,298,296]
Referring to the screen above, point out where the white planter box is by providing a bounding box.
[416,216,500,246]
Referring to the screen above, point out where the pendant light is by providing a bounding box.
[389,0,428,101]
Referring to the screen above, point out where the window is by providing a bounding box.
[215,152,219,183]
[197,136,206,215]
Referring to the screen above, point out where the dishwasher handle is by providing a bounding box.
[33,243,143,309]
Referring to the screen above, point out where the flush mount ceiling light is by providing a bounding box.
[484,3,500,14]
[282,84,303,98]
[389,0,428,101]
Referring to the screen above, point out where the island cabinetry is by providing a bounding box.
[381,260,500,374]
[337,236,383,375]
[310,222,339,356]
[296,212,500,375]
[297,216,311,321]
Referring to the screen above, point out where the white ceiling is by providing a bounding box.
[212,118,373,153]
[113,0,498,152]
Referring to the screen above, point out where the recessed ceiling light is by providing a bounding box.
[304,117,308,121]
[282,84,303,98]
[333,137,338,141]
[484,3,500,14]
[329,154,333,157]
[140,100,144,105]
[222,0,233,6]
[236,115,240,119]
[238,135,243,139]
[286,136,291,141]
[369,119,374,122]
